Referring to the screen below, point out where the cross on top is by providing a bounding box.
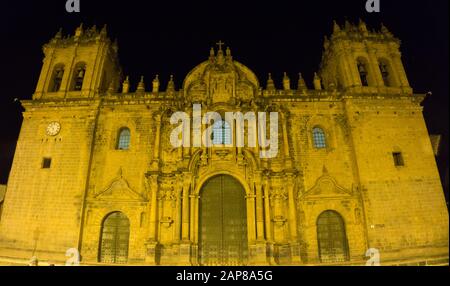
[216,40,225,51]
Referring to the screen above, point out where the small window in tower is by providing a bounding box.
[42,157,52,169]
[357,61,369,87]
[72,63,86,91]
[379,61,391,87]
[393,152,404,167]
[313,127,327,149]
[117,128,131,150]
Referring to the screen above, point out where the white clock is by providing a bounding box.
[46,122,61,136]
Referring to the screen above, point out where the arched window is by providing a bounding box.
[98,212,130,264]
[379,59,393,87]
[312,127,327,149]
[357,59,369,86]
[49,64,65,92]
[317,210,349,263]
[117,128,131,150]
[71,63,86,91]
[212,120,232,145]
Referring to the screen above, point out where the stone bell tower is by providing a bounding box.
[33,24,122,100]
[319,20,412,95]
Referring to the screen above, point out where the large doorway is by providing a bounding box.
[99,211,130,264]
[317,210,349,263]
[199,175,248,265]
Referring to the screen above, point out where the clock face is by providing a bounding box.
[46,122,61,136]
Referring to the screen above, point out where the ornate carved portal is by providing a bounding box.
[198,175,248,266]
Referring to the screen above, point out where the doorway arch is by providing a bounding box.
[98,211,130,264]
[317,210,349,263]
[198,175,248,265]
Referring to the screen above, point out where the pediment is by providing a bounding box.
[301,175,352,199]
[95,177,145,201]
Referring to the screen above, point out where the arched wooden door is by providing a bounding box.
[317,210,349,263]
[199,175,248,265]
[99,212,130,264]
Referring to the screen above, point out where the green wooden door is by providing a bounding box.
[199,175,248,265]
[99,212,130,264]
[317,210,349,263]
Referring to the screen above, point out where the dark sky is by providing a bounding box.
[0,0,448,202]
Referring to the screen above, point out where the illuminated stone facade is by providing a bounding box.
[0,22,448,265]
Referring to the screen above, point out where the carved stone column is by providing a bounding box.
[390,51,410,89]
[249,173,271,265]
[255,174,265,241]
[177,172,192,264]
[367,47,384,87]
[281,111,292,168]
[263,172,275,265]
[151,113,162,169]
[181,173,192,241]
[286,174,301,264]
[246,177,257,244]
[174,174,183,242]
[145,172,159,265]
[189,193,199,265]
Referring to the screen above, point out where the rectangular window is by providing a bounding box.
[393,152,404,167]
[42,157,52,169]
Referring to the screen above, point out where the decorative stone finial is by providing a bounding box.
[266,73,275,90]
[55,28,63,39]
[381,23,393,37]
[358,19,368,35]
[122,76,130,94]
[75,23,83,38]
[226,47,232,57]
[313,73,322,91]
[99,24,107,38]
[298,73,307,91]
[152,75,160,93]
[107,80,115,94]
[137,76,145,92]
[283,72,290,91]
[333,20,341,33]
[167,75,175,92]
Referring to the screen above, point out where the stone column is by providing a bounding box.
[246,192,257,243]
[250,174,270,265]
[281,112,292,168]
[258,113,267,159]
[263,174,272,241]
[145,173,159,264]
[189,193,199,265]
[367,48,384,87]
[263,174,275,265]
[151,114,162,169]
[176,173,192,264]
[345,51,360,87]
[255,175,265,241]
[235,116,244,163]
[181,173,192,241]
[286,174,301,264]
[390,51,410,88]
[336,50,351,88]
[174,175,182,242]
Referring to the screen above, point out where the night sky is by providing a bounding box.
[0,0,448,202]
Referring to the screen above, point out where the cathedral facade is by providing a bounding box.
[0,22,448,266]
